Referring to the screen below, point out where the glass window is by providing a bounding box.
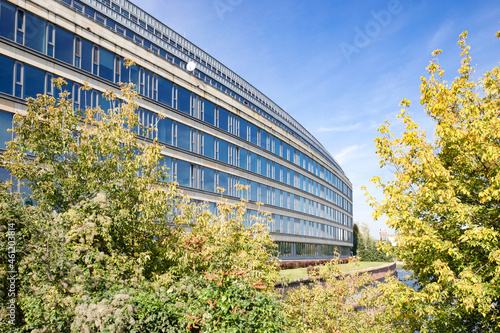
[54,27,74,65]
[56,80,72,101]
[260,185,268,204]
[239,148,247,169]
[14,62,23,98]
[159,155,172,182]
[114,56,121,83]
[96,13,106,25]
[218,172,228,192]
[0,167,10,183]
[77,38,93,73]
[0,55,14,95]
[47,24,54,57]
[260,130,268,150]
[218,139,228,163]
[158,117,172,145]
[176,160,190,187]
[176,122,190,151]
[281,142,288,159]
[98,47,114,81]
[204,168,215,192]
[92,45,99,74]
[250,181,258,202]
[128,65,139,88]
[16,9,23,43]
[249,152,258,173]
[0,110,13,149]
[274,164,280,181]
[177,86,190,114]
[23,65,45,99]
[282,218,288,234]
[158,77,172,106]
[274,137,281,156]
[45,73,53,96]
[218,107,228,131]
[249,123,258,145]
[98,92,109,111]
[203,133,215,159]
[260,157,267,177]
[239,118,247,140]
[106,18,115,30]
[0,1,16,41]
[25,13,46,53]
[81,88,96,110]
[74,37,81,68]
[204,100,215,125]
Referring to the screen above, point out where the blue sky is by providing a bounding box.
[138,0,500,237]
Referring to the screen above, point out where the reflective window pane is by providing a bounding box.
[0,110,13,149]
[218,172,228,192]
[176,160,190,187]
[203,133,214,159]
[260,157,267,177]
[25,13,46,53]
[260,185,268,204]
[218,107,228,131]
[249,123,258,145]
[204,100,215,125]
[80,38,93,72]
[177,86,190,114]
[0,54,14,95]
[158,77,172,106]
[218,139,228,163]
[99,47,114,81]
[249,152,257,173]
[54,27,74,64]
[239,148,247,169]
[204,168,215,192]
[159,155,172,182]
[158,117,172,145]
[239,118,247,140]
[0,167,10,184]
[0,1,15,41]
[260,130,267,150]
[176,122,190,151]
[23,65,45,99]
[250,181,258,201]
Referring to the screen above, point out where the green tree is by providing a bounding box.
[357,223,390,262]
[352,223,360,256]
[366,32,500,331]
[0,77,282,332]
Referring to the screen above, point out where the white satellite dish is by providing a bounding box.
[186,61,196,71]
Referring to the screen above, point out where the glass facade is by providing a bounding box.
[0,0,353,258]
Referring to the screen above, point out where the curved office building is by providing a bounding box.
[0,0,353,258]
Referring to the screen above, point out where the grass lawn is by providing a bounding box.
[279,261,392,281]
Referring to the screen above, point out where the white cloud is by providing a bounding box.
[317,122,361,133]
[334,144,363,164]
[427,21,454,51]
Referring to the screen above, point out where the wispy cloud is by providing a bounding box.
[427,21,454,51]
[317,122,362,133]
[334,145,363,164]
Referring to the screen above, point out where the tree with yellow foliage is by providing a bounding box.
[366,32,500,331]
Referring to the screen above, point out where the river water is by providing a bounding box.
[397,268,418,289]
